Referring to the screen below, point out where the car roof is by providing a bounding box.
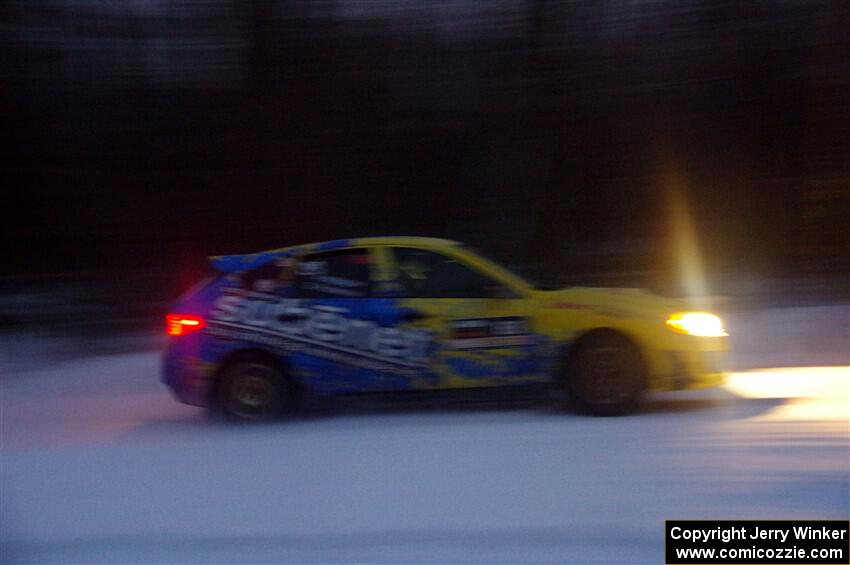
[273,236,460,254]
[209,236,461,273]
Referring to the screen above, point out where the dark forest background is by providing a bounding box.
[3,1,849,312]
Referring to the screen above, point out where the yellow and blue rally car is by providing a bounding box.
[163,237,727,419]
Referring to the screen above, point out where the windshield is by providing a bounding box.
[459,244,553,291]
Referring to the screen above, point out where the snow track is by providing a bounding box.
[1,346,847,563]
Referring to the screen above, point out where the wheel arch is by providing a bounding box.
[210,347,299,408]
[561,327,650,390]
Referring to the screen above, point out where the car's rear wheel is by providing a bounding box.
[563,331,645,416]
[218,360,288,421]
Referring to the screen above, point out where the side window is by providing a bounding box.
[392,247,510,299]
[294,248,373,298]
[239,257,292,294]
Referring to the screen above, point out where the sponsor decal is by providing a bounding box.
[446,317,532,350]
[207,294,433,373]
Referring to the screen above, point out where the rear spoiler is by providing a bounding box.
[208,250,293,274]
[209,239,356,273]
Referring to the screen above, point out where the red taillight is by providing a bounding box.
[166,313,206,337]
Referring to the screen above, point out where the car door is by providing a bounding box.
[287,246,433,394]
[386,246,547,389]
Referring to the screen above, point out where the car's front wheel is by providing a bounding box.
[563,331,645,416]
[217,359,288,421]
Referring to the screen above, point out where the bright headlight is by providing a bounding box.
[665,312,728,337]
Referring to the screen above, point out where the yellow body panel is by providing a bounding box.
[362,237,727,391]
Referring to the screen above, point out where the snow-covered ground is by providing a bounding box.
[1,307,848,563]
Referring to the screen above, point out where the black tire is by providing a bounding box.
[217,359,288,421]
[563,331,645,416]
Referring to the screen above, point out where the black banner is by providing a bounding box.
[666,520,849,564]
